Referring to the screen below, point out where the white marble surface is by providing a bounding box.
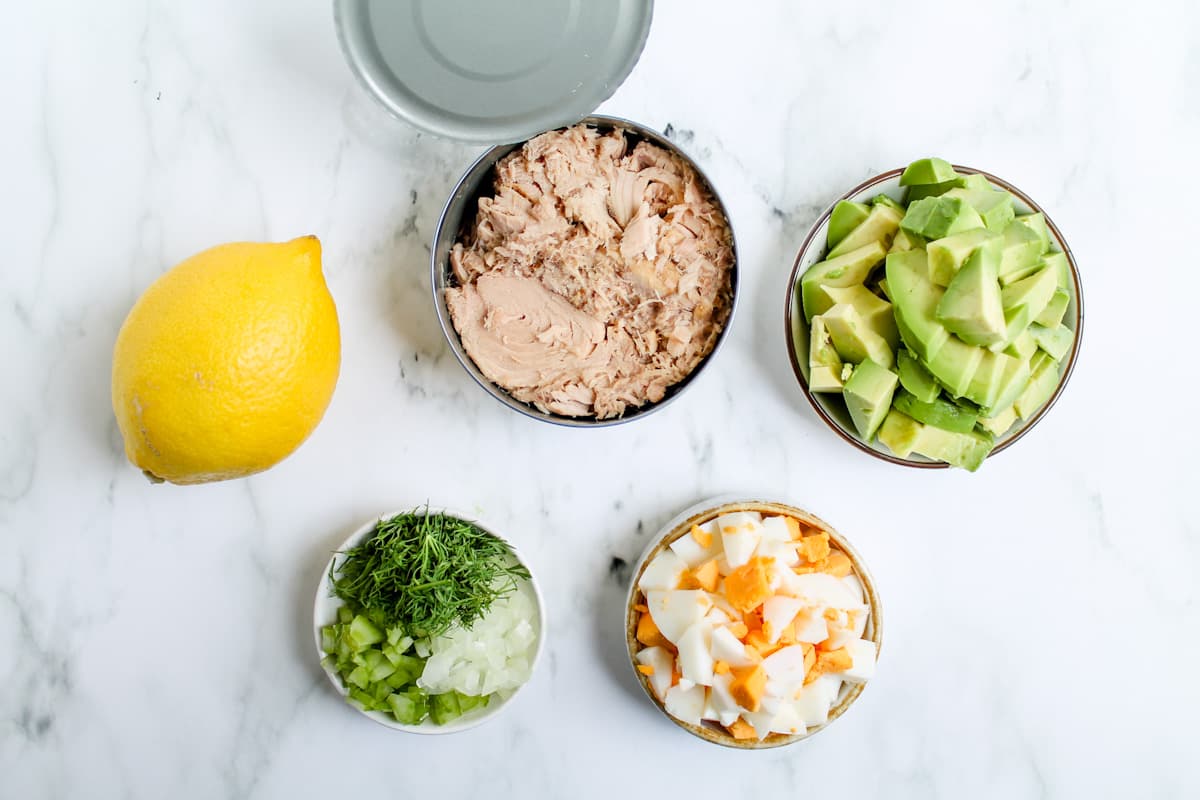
[3,1,1198,797]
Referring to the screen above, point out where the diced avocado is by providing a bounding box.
[828,204,903,259]
[1002,329,1037,360]
[1036,287,1070,326]
[899,157,957,186]
[877,409,924,457]
[988,304,1033,353]
[883,251,945,362]
[892,388,978,434]
[998,221,1045,285]
[1029,322,1074,361]
[886,250,950,362]
[1001,266,1059,324]
[843,360,899,441]
[978,405,1017,437]
[871,193,904,213]
[827,200,870,251]
[905,180,960,203]
[809,316,845,393]
[927,228,1000,287]
[901,196,985,240]
[889,228,925,253]
[821,303,895,369]
[913,425,993,471]
[1012,212,1050,255]
[955,173,992,191]
[964,350,1010,411]
[935,245,1005,347]
[823,284,900,350]
[986,353,1032,417]
[897,348,941,403]
[800,241,887,321]
[943,188,1015,232]
[1014,355,1060,419]
[926,335,983,397]
[1040,251,1071,290]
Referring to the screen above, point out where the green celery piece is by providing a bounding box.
[347,686,376,711]
[390,654,424,683]
[347,665,372,690]
[367,656,397,683]
[386,627,405,647]
[337,606,354,625]
[388,691,430,725]
[384,671,411,690]
[321,625,339,655]
[429,692,463,725]
[455,692,488,714]
[346,615,385,650]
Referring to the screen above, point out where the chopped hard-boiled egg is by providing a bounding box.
[632,511,877,741]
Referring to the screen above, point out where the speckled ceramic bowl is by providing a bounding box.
[784,166,1084,468]
[624,497,883,749]
[313,507,545,734]
[431,114,739,428]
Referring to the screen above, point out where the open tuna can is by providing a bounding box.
[431,115,740,427]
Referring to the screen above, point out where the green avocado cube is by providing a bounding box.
[901,197,986,240]
[1036,287,1070,326]
[943,188,1015,232]
[912,426,994,472]
[823,284,900,350]
[878,409,925,457]
[956,173,993,191]
[897,348,941,403]
[926,335,984,398]
[1012,212,1050,255]
[977,406,1018,437]
[1002,330,1037,360]
[843,360,899,440]
[899,157,957,186]
[1001,266,1059,323]
[827,200,870,251]
[1014,355,1060,419]
[1040,251,1071,290]
[892,388,979,434]
[998,221,1045,285]
[927,228,1000,287]
[809,316,845,393]
[936,245,1006,347]
[1029,323,1074,361]
[871,193,904,213]
[828,204,903,259]
[822,303,895,369]
[800,242,886,321]
[886,250,950,363]
[889,228,925,253]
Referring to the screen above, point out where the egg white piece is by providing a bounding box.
[707,672,742,725]
[638,549,688,592]
[720,529,760,569]
[710,625,759,668]
[635,646,675,701]
[708,591,740,621]
[645,589,713,644]
[741,708,779,740]
[841,573,865,603]
[791,607,830,644]
[677,623,715,686]
[756,517,801,567]
[761,596,805,644]
[790,572,860,608]
[668,520,723,567]
[704,607,731,626]
[824,604,870,649]
[836,638,877,683]
[772,562,807,597]
[762,645,809,687]
[678,678,696,692]
[664,683,706,726]
[793,675,842,727]
[768,702,806,736]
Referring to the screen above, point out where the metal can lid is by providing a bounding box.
[334,0,654,144]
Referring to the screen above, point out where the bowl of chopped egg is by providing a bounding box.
[624,497,882,748]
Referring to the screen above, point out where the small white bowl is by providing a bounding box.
[313,507,545,733]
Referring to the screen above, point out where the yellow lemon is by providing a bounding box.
[112,236,340,484]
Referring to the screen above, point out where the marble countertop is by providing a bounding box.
[3,1,1198,797]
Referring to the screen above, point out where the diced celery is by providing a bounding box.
[337,606,354,625]
[385,671,411,690]
[429,692,462,725]
[320,625,338,654]
[346,665,371,690]
[346,615,384,650]
[347,686,375,710]
[455,692,488,714]
[388,689,429,725]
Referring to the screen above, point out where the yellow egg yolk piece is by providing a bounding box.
[823,550,853,577]
[798,532,831,563]
[725,557,774,613]
[636,611,670,649]
[729,664,767,712]
[727,718,757,740]
[637,664,655,675]
[690,524,713,549]
[692,559,720,592]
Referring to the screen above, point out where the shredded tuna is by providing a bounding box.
[445,124,734,419]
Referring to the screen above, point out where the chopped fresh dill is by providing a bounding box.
[330,508,529,638]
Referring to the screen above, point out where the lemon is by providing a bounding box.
[112,236,340,485]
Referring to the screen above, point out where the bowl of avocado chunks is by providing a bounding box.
[784,158,1083,471]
